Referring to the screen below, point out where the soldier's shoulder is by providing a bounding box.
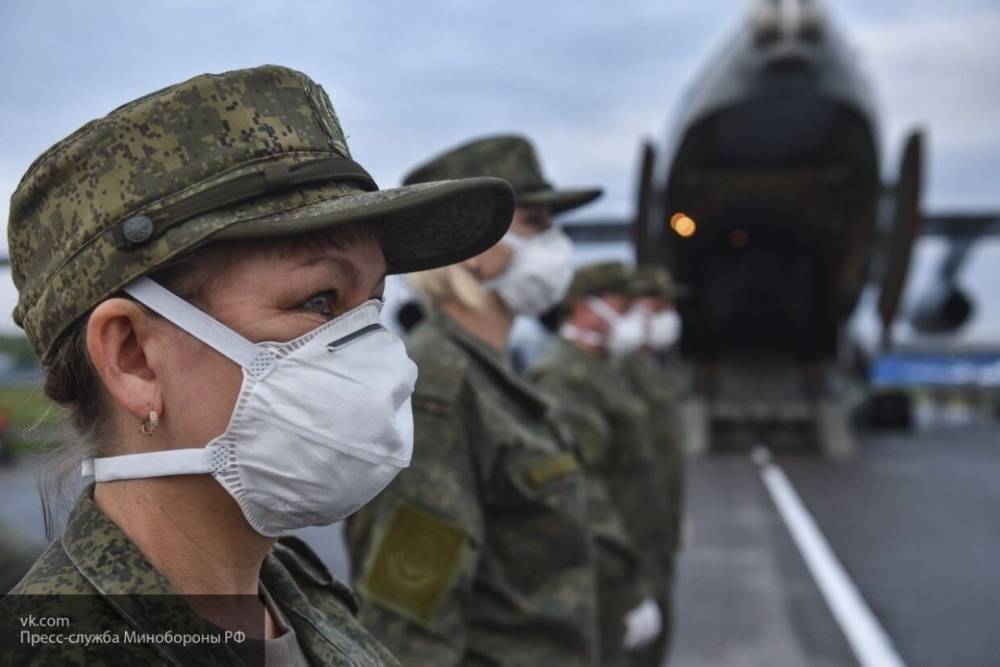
[9,539,92,595]
[2,542,141,665]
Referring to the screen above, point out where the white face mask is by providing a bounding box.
[587,297,646,358]
[647,310,681,351]
[81,277,418,538]
[485,228,574,315]
[558,322,606,348]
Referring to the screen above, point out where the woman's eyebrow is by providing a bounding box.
[298,255,362,290]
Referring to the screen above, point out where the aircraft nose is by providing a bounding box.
[760,43,817,77]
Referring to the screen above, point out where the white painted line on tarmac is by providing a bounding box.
[753,447,906,667]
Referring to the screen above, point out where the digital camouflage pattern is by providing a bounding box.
[402,135,602,214]
[345,309,597,667]
[538,393,648,667]
[7,64,513,360]
[529,338,674,664]
[2,488,400,666]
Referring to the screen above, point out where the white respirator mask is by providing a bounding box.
[81,277,418,537]
[558,322,606,348]
[484,228,574,316]
[647,310,681,351]
[587,297,646,358]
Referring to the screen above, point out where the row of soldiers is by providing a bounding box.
[343,135,688,666]
[0,64,686,665]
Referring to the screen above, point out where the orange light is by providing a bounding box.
[670,212,697,238]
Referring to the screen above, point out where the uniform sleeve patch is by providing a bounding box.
[360,502,467,626]
[525,452,580,488]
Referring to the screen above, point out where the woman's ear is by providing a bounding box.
[86,298,163,422]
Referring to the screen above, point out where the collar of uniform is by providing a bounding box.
[427,307,550,420]
[259,546,368,663]
[61,487,236,663]
[62,487,177,596]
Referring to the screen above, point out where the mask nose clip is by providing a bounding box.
[327,323,386,352]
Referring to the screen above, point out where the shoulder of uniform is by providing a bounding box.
[271,536,358,613]
[9,540,91,595]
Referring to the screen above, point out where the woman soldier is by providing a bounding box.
[345,136,602,666]
[1,66,513,666]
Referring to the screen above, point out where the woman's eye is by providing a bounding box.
[304,291,338,317]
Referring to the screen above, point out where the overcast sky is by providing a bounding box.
[0,0,998,333]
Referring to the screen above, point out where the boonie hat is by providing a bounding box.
[630,266,689,299]
[562,261,633,309]
[403,135,601,214]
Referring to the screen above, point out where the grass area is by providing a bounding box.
[0,385,63,457]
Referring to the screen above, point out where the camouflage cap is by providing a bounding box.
[630,266,689,299]
[402,135,602,215]
[7,65,514,360]
[562,261,633,309]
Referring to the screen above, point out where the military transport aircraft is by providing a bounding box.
[593,0,997,457]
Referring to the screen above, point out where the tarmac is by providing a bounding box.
[1,423,997,666]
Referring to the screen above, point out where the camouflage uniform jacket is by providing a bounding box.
[2,489,400,666]
[619,349,686,560]
[529,339,672,594]
[533,391,647,666]
[346,310,597,667]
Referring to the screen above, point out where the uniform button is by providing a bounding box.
[121,215,154,245]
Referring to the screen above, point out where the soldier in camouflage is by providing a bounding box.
[528,261,674,666]
[539,393,651,667]
[345,135,600,666]
[618,266,690,661]
[1,65,514,665]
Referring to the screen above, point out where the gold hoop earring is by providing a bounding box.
[140,410,159,437]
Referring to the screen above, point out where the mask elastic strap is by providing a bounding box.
[124,277,273,375]
[559,323,606,347]
[587,296,622,325]
[82,448,220,481]
[81,279,264,482]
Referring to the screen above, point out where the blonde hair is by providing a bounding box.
[407,264,489,311]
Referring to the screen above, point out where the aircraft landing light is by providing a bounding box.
[671,212,698,238]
